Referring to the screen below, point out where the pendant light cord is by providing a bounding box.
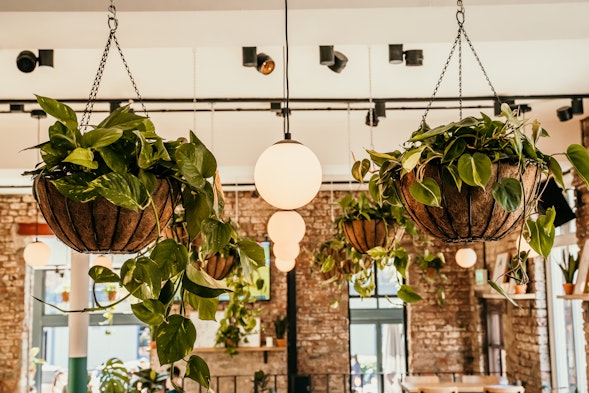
[284,0,291,140]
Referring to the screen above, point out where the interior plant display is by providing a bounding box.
[97,357,170,393]
[505,251,530,294]
[24,96,265,388]
[253,370,276,393]
[559,252,579,295]
[274,314,288,347]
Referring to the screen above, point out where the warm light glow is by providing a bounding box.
[455,248,477,268]
[273,242,300,261]
[267,210,306,243]
[93,255,112,269]
[254,140,322,210]
[24,241,51,267]
[275,258,296,272]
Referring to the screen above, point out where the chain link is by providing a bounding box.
[80,0,148,130]
[420,0,501,128]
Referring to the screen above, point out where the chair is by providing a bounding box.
[462,375,501,384]
[404,375,440,384]
[483,386,525,393]
[418,387,458,393]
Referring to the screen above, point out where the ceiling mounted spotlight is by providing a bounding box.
[375,100,386,118]
[10,104,25,113]
[365,108,379,127]
[388,44,424,66]
[319,45,348,73]
[16,49,54,73]
[572,98,584,115]
[242,46,275,75]
[557,106,573,122]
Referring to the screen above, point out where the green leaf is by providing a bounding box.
[80,128,123,149]
[185,355,210,388]
[401,147,425,172]
[547,157,565,191]
[36,95,78,132]
[131,299,166,326]
[442,138,466,163]
[488,280,518,307]
[97,105,154,132]
[156,315,196,364]
[98,357,129,393]
[49,173,98,202]
[91,172,149,211]
[184,293,219,320]
[182,264,231,298]
[351,159,371,183]
[48,120,78,151]
[441,165,463,192]
[525,207,556,257]
[88,266,120,283]
[397,284,422,303]
[96,145,128,173]
[392,248,409,278]
[409,177,441,207]
[237,239,265,267]
[491,178,522,212]
[566,144,589,190]
[63,147,98,169]
[133,130,159,169]
[201,218,233,256]
[121,257,162,301]
[175,138,217,189]
[150,239,187,280]
[457,152,492,188]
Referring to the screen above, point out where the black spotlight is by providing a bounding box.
[16,49,54,73]
[242,47,275,75]
[557,106,573,122]
[375,100,386,118]
[365,108,379,127]
[388,44,404,64]
[319,45,348,73]
[9,104,25,113]
[30,109,47,120]
[572,98,584,115]
[405,50,424,66]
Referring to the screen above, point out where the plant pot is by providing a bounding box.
[398,161,540,242]
[203,254,235,280]
[61,291,70,302]
[563,283,575,295]
[514,284,528,294]
[35,177,179,254]
[276,338,287,348]
[342,219,388,253]
[107,291,117,302]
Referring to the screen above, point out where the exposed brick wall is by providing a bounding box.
[0,195,37,393]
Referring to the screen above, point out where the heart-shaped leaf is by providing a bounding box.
[185,355,210,388]
[397,284,422,303]
[131,299,166,326]
[409,177,441,207]
[457,152,492,188]
[491,178,522,212]
[156,315,196,364]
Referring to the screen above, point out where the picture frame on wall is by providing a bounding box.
[491,253,509,284]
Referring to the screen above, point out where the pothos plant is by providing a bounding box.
[24,96,264,390]
[360,104,589,298]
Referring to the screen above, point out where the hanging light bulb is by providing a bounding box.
[24,241,51,267]
[273,242,300,261]
[455,248,477,268]
[275,258,296,272]
[93,255,112,269]
[267,210,306,243]
[253,0,322,210]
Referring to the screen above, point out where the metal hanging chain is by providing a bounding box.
[368,46,375,150]
[80,0,148,130]
[419,0,500,129]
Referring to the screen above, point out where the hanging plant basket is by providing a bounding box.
[202,253,235,280]
[342,219,387,253]
[35,176,179,253]
[398,161,541,242]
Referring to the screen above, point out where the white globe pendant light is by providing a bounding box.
[254,139,322,210]
[24,241,51,267]
[455,248,477,269]
[275,258,296,272]
[267,210,306,244]
[273,242,300,261]
[93,254,113,269]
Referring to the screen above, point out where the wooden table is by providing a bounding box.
[401,382,523,393]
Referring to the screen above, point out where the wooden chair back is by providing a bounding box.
[483,386,525,393]
[418,387,458,393]
[461,375,501,384]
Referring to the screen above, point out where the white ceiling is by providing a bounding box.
[1,0,588,190]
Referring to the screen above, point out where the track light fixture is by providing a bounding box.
[16,49,54,73]
[388,44,423,66]
[557,98,584,121]
[365,108,379,127]
[318,45,348,73]
[242,47,275,75]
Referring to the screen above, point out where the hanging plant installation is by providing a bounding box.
[23,2,266,389]
[357,0,589,299]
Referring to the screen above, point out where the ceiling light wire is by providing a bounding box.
[192,47,197,133]
[210,102,216,154]
[347,102,352,171]
[368,46,374,150]
[284,0,290,139]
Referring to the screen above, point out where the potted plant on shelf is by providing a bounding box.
[59,285,70,303]
[506,251,530,295]
[274,315,288,347]
[23,96,264,388]
[104,283,118,302]
[362,104,589,296]
[559,252,579,295]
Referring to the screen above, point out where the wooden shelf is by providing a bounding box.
[557,294,589,300]
[193,346,286,363]
[477,292,537,300]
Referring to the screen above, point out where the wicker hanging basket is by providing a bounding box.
[35,176,179,253]
[342,219,387,253]
[202,253,235,280]
[398,161,541,242]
